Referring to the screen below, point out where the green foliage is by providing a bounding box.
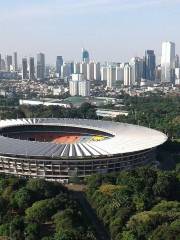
[24,223,40,240]
[0,223,9,236]
[86,167,180,240]
[11,187,33,210]
[0,175,95,239]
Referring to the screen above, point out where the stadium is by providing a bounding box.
[0,118,167,182]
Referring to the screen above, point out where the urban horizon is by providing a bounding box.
[0,40,179,65]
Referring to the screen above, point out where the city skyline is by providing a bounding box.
[0,0,180,63]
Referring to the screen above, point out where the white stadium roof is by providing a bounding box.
[0,118,167,158]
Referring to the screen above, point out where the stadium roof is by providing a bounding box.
[0,118,167,159]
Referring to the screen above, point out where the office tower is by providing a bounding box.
[29,57,35,80]
[1,59,5,71]
[161,41,175,82]
[61,63,71,78]
[69,62,74,74]
[82,48,90,63]
[56,56,63,76]
[87,62,95,80]
[45,66,50,78]
[13,52,18,71]
[74,62,81,74]
[6,55,12,71]
[175,68,180,85]
[80,62,88,79]
[116,64,124,81]
[144,50,156,81]
[130,57,143,84]
[101,66,108,81]
[0,54,1,71]
[22,58,28,80]
[94,62,101,81]
[175,54,179,68]
[124,64,132,86]
[37,53,45,79]
[107,66,116,88]
[155,65,161,82]
[79,80,90,96]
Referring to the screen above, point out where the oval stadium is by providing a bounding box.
[0,118,167,183]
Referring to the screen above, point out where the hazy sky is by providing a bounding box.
[0,0,180,64]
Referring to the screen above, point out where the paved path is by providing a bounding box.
[67,184,110,240]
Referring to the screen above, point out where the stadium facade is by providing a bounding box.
[0,118,167,182]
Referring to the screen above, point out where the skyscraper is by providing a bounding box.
[107,66,116,88]
[129,57,144,84]
[56,56,63,76]
[37,53,45,80]
[6,55,12,71]
[124,64,132,86]
[22,58,28,80]
[61,63,72,78]
[144,50,156,81]
[82,48,90,63]
[87,62,95,80]
[29,57,35,80]
[0,54,1,71]
[101,66,108,81]
[175,54,179,68]
[80,62,88,79]
[74,62,81,74]
[94,62,101,81]
[79,80,90,96]
[116,64,124,81]
[13,52,18,71]
[161,41,175,83]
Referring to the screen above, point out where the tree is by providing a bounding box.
[24,223,40,240]
[11,187,33,210]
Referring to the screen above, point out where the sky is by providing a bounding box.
[0,0,180,64]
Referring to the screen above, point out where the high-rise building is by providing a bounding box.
[45,66,50,78]
[74,62,81,74]
[69,74,84,96]
[175,54,179,68]
[101,66,108,81]
[144,50,156,81]
[79,80,90,96]
[80,62,88,79]
[22,58,28,80]
[87,62,95,80]
[155,65,161,82]
[6,55,12,71]
[124,64,132,86]
[69,80,79,96]
[69,62,74,74]
[116,64,124,81]
[37,53,45,80]
[94,62,101,81]
[161,41,175,83]
[82,48,90,63]
[61,63,72,78]
[29,57,35,80]
[13,52,18,71]
[0,54,1,71]
[175,67,180,85]
[130,57,143,84]
[56,56,63,76]
[69,74,90,97]
[107,66,116,88]
[1,59,6,71]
